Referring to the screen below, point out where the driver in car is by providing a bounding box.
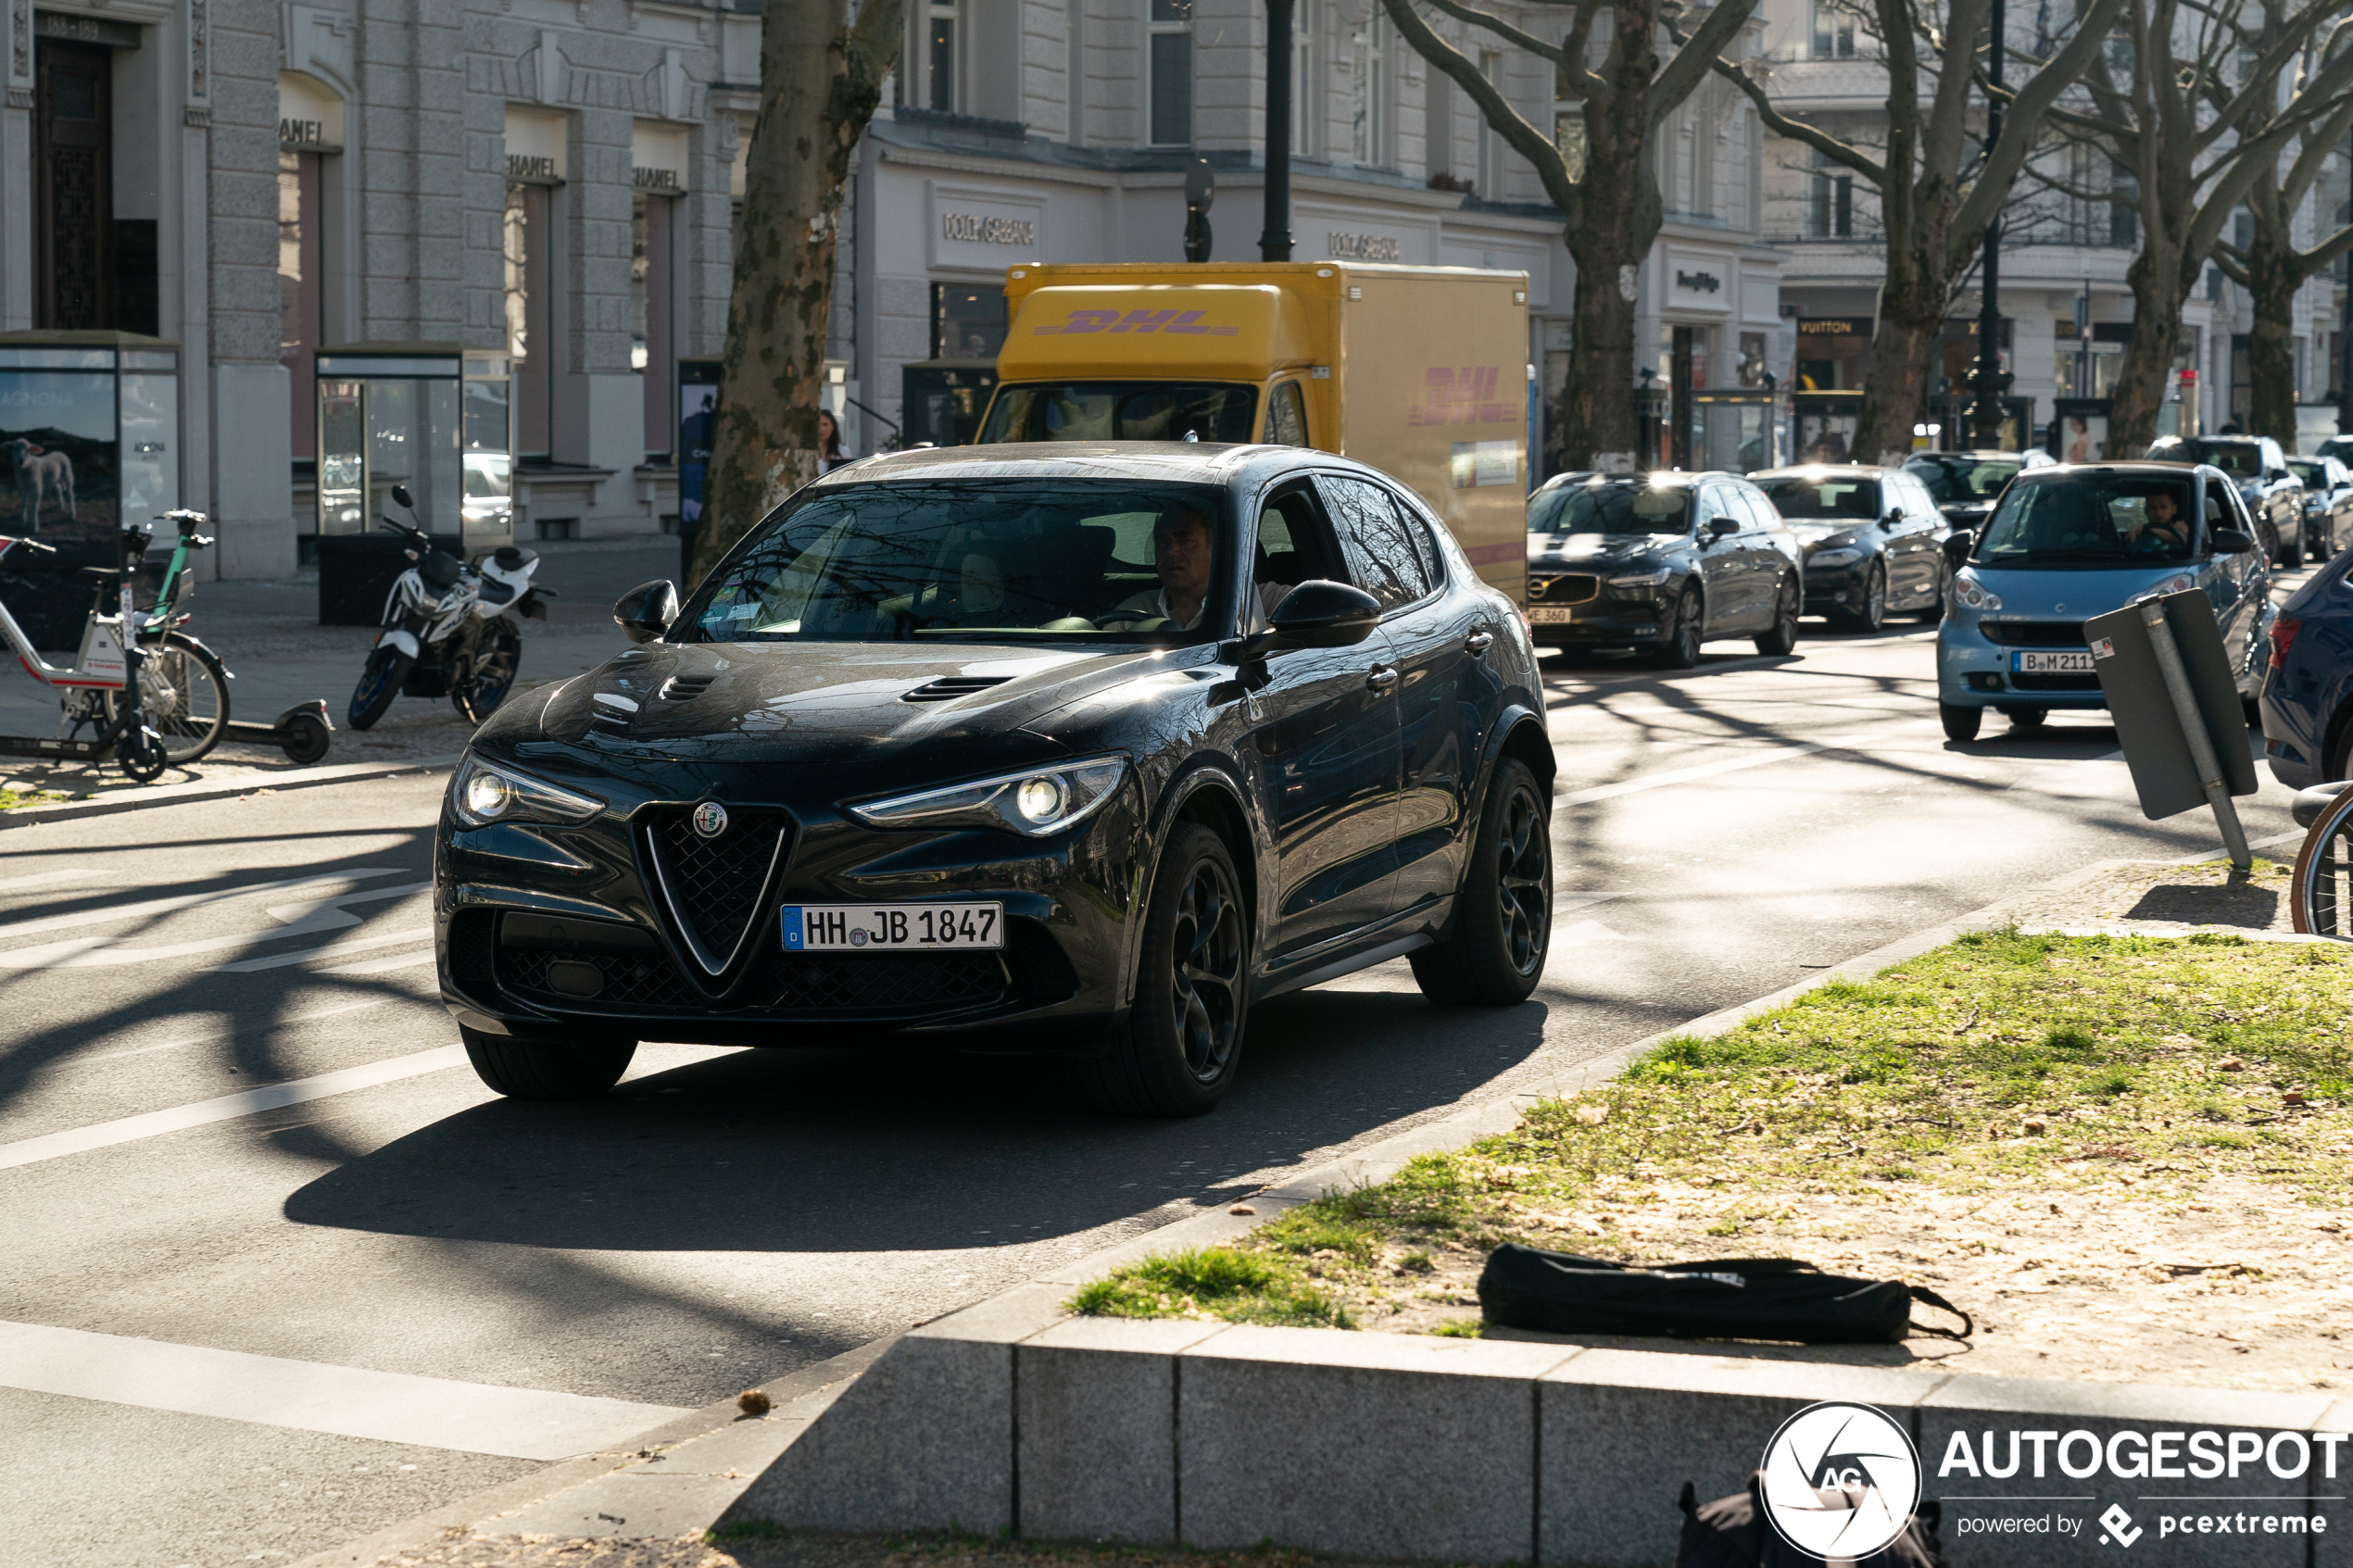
[2127,488,2192,553]
[1103,508,1289,631]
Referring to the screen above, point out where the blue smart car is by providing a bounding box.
[1937,461,2273,741]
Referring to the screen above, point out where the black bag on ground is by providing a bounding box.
[1477,1243,1971,1345]
[1672,1474,1945,1568]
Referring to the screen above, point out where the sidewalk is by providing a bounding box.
[0,538,677,800]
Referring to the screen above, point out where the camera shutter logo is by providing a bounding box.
[1757,1401,1922,1557]
[692,801,729,839]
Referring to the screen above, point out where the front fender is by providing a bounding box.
[376,628,422,659]
[1122,756,1255,1009]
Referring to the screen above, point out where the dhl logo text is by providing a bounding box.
[1033,309,1241,337]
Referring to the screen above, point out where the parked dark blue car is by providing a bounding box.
[2259,546,2353,786]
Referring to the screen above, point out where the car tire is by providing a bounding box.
[1752,575,1800,656]
[1998,705,2049,732]
[460,1026,635,1100]
[1940,702,1983,742]
[2282,531,2305,571]
[1081,822,1249,1117]
[1411,758,1552,1006]
[1655,586,1704,669]
[1834,563,1887,633]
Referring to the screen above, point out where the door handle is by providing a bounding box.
[1465,630,1495,654]
[1365,665,1399,691]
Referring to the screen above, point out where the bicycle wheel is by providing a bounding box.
[2290,784,2353,938]
[131,633,231,765]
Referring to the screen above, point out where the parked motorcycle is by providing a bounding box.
[347,485,556,731]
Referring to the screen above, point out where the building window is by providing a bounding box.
[1475,51,1503,197]
[281,151,323,461]
[1149,0,1193,147]
[634,192,676,459]
[934,283,1010,360]
[1809,153,1852,238]
[1811,0,1856,57]
[504,184,551,457]
[1290,0,1317,157]
[1352,10,1390,167]
[2109,159,2138,247]
[927,0,960,114]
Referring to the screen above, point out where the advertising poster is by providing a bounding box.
[2058,410,2109,463]
[677,382,717,524]
[0,370,118,546]
[1796,410,1858,464]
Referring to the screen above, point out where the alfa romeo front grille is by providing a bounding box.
[641,806,791,978]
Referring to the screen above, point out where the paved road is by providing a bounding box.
[0,611,2309,1567]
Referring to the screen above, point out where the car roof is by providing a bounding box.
[1908,449,2028,461]
[1536,470,1737,490]
[812,442,1349,491]
[1750,464,1892,479]
[2024,460,2221,480]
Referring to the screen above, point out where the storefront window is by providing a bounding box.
[281,152,322,460]
[634,192,676,458]
[504,185,550,457]
[1149,0,1193,147]
[933,283,1009,360]
[1352,12,1389,167]
[1794,318,1870,391]
[927,0,960,114]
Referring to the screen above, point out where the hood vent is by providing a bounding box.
[659,675,714,702]
[902,675,1012,704]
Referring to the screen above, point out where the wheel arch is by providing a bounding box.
[1127,759,1259,1008]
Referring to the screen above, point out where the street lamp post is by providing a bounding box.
[1970,0,2007,448]
[1261,0,1294,261]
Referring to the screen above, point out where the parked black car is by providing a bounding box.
[2148,434,2303,566]
[1523,471,1801,665]
[1750,464,1949,631]
[2286,455,2353,562]
[434,445,1554,1116]
[1903,449,2055,535]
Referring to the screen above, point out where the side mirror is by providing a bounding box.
[390,483,415,511]
[1707,517,1740,538]
[1882,507,1905,526]
[1249,580,1381,654]
[2210,528,2257,556]
[613,578,680,644]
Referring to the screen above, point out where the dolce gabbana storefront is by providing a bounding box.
[846,119,1568,461]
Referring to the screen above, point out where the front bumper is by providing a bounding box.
[1801,558,1870,615]
[434,758,1144,1050]
[1936,621,2108,709]
[1525,574,1667,646]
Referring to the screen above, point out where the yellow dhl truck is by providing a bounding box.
[972,261,1530,603]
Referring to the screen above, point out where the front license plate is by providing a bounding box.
[2012,649,2095,674]
[1527,605,1577,624]
[781,903,1004,951]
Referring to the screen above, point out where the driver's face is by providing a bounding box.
[2146,492,2179,527]
[1155,515,1213,599]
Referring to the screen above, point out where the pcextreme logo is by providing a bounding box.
[2099,1504,2143,1547]
[1758,1401,1923,1558]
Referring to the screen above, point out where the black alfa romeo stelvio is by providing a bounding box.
[433,444,1555,1115]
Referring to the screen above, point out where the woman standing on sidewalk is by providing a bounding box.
[817,411,850,475]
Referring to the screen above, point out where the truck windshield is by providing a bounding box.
[1973,477,2197,566]
[1527,480,1692,535]
[979,383,1259,444]
[678,480,1232,644]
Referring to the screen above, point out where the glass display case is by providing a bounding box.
[313,343,510,624]
[1692,390,1778,473]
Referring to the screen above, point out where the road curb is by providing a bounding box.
[0,753,462,830]
[289,835,2321,1559]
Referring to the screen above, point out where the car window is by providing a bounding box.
[1528,478,1692,534]
[2187,441,2261,478]
[1755,475,1881,521]
[1254,486,1343,592]
[1976,476,2197,564]
[1906,457,2020,501]
[1265,382,1309,446]
[681,479,1233,644]
[1319,474,1434,609]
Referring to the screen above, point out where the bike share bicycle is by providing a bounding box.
[0,510,333,782]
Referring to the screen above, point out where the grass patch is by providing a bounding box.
[1071,930,2351,1328]
[0,786,69,810]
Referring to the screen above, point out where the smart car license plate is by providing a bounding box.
[2012,650,2095,674]
[1527,606,1576,624]
[781,903,1003,951]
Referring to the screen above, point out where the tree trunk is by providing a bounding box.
[691,0,903,586]
[1856,271,1943,467]
[2109,243,2186,453]
[1558,91,1661,472]
[2245,222,2302,447]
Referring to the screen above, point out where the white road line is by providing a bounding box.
[316,948,437,976]
[74,997,416,1067]
[1,881,432,970]
[0,867,107,896]
[0,1047,468,1173]
[0,868,405,938]
[0,1320,690,1461]
[216,925,434,973]
[1558,743,1831,807]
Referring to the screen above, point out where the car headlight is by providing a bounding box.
[847,755,1128,838]
[1953,574,2002,612]
[2153,573,2196,596]
[1606,569,1670,588]
[449,755,606,827]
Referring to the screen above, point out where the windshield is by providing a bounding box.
[1755,474,1880,521]
[978,382,1259,444]
[1906,457,2019,502]
[680,480,1230,644]
[1527,481,1692,535]
[2185,441,2261,478]
[1974,476,2198,566]
[2289,460,2325,487]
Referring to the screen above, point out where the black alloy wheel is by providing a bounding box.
[1837,562,1887,633]
[349,645,411,731]
[460,1026,637,1100]
[1656,585,1704,669]
[1083,822,1249,1116]
[1752,574,1799,657]
[2281,528,2305,570]
[1412,758,1553,1005]
[1939,702,1982,742]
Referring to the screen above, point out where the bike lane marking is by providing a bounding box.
[0,880,432,969]
[0,1320,690,1460]
[0,868,406,937]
